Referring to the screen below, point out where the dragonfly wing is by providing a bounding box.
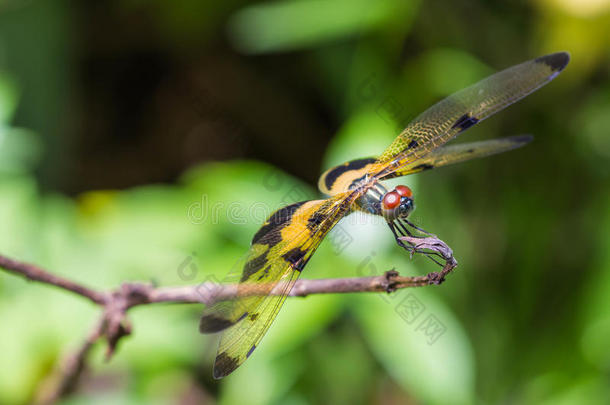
[318,157,377,196]
[386,135,533,178]
[200,193,354,378]
[375,52,569,179]
[318,135,531,194]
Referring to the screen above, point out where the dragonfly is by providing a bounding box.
[199,52,569,378]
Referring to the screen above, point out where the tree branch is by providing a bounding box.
[0,255,107,305]
[35,317,105,405]
[0,236,457,404]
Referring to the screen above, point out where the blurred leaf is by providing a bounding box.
[182,160,316,245]
[573,86,610,176]
[61,392,163,405]
[0,175,38,255]
[534,2,610,74]
[322,111,395,169]
[0,72,18,123]
[218,348,305,405]
[0,127,43,173]
[0,277,97,405]
[353,289,475,404]
[528,375,610,405]
[228,0,416,53]
[70,185,201,286]
[261,294,344,355]
[414,48,492,97]
[579,193,610,371]
[218,295,344,404]
[119,306,204,372]
[548,0,610,17]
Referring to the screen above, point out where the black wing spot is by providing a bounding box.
[306,201,333,231]
[511,134,534,144]
[451,114,479,132]
[247,345,256,358]
[241,251,269,282]
[256,265,270,281]
[252,201,306,246]
[249,313,259,321]
[214,352,240,379]
[407,140,419,149]
[282,248,308,271]
[411,163,434,171]
[323,158,376,190]
[307,211,325,230]
[199,314,235,333]
[535,52,570,72]
[348,174,368,191]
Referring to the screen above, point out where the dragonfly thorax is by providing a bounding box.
[357,183,415,221]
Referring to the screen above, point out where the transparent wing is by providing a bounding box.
[318,136,531,195]
[373,52,569,179]
[199,193,354,378]
[385,135,533,178]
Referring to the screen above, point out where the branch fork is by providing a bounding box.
[0,234,457,404]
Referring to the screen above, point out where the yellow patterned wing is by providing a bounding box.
[318,158,377,196]
[371,52,569,180]
[199,192,356,378]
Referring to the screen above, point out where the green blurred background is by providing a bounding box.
[1,0,609,404]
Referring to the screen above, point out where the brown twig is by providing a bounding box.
[400,235,458,284]
[0,237,457,404]
[35,317,105,405]
[0,255,107,305]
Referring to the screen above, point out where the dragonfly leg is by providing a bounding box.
[387,221,416,253]
[404,219,434,236]
[395,219,445,266]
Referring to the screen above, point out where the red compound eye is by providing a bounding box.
[382,191,401,209]
[395,185,412,198]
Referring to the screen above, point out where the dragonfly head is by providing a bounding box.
[381,185,414,220]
